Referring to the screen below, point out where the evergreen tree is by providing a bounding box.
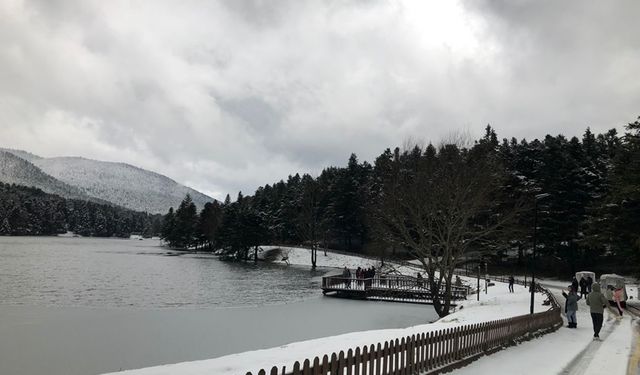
[161,207,177,245]
[198,201,223,250]
[173,194,198,248]
[592,117,640,275]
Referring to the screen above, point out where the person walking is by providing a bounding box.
[508,275,515,293]
[586,276,593,293]
[562,286,581,328]
[613,287,624,316]
[586,283,609,340]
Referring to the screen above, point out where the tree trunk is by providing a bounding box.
[311,246,317,269]
[517,243,523,266]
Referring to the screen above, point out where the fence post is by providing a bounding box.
[346,349,354,375]
[409,334,416,374]
[375,343,382,375]
[321,354,330,375]
[382,341,389,375]
[453,327,460,360]
[361,345,368,375]
[483,323,489,352]
[368,344,376,375]
[354,347,361,375]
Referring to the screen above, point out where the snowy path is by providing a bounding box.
[449,281,637,375]
[561,314,622,375]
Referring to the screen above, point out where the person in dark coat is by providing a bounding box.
[579,277,588,298]
[586,276,593,293]
[342,267,351,289]
[508,275,515,293]
[571,277,579,294]
[562,286,582,328]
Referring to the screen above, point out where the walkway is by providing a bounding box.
[448,279,638,375]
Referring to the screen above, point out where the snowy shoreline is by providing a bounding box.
[102,247,550,375]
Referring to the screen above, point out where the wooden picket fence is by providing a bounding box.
[247,286,562,375]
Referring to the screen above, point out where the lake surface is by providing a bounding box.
[0,237,438,375]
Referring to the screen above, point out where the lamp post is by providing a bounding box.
[485,261,488,294]
[477,264,480,301]
[530,193,550,314]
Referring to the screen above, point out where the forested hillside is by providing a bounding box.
[0,151,96,201]
[163,119,640,276]
[0,149,214,214]
[33,156,213,214]
[0,183,162,237]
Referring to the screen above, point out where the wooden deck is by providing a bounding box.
[321,275,468,305]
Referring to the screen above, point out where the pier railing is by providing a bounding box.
[247,284,562,375]
[321,275,469,303]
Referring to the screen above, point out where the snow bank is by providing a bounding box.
[259,246,381,270]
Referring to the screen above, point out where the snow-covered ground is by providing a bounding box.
[450,280,638,375]
[102,248,549,375]
[261,246,381,270]
[261,246,427,278]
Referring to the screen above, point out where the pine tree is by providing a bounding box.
[597,117,640,275]
[161,207,177,246]
[174,194,198,248]
[198,201,223,250]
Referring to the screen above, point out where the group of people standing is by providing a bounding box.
[341,266,377,288]
[356,266,377,281]
[572,275,594,298]
[562,277,623,341]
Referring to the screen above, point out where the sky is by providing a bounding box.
[1,0,639,200]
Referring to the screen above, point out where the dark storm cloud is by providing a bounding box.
[0,0,638,200]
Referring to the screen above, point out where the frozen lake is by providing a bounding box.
[0,237,438,375]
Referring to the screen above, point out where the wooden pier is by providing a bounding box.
[321,275,468,305]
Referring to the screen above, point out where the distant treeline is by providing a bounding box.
[0,183,163,237]
[163,119,639,276]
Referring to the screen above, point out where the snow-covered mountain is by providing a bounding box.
[0,150,95,201]
[0,149,214,214]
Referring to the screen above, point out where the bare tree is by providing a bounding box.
[296,174,322,269]
[375,138,521,317]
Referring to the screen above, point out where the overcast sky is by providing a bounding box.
[1,0,639,200]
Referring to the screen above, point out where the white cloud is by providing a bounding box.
[0,0,638,200]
